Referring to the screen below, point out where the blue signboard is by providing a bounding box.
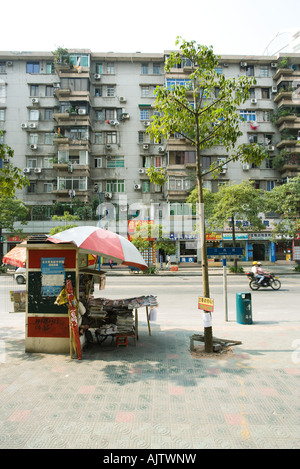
[207,247,243,258]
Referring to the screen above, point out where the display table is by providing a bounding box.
[83,295,158,346]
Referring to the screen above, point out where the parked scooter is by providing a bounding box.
[245,271,281,290]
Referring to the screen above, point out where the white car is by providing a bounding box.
[14,267,26,284]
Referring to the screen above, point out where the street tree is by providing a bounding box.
[264,177,300,239]
[189,181,266,271]
[147,38,267,351]
[0,130,29,198]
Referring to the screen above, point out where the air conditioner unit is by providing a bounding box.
[32,98,39,104]
[271,63,277,68]
[106,144,112,150]
[105,192,112,199]
[138,168,145,174]
[242,163,250,170]
[144,120,151,127]
[134,184,141,190]
[119,96,126,102]
[251,98,257,104]
[220,168,227,174]
[21,123,27,129]
[240,62,247,68]
[53,83,60,88]
[23,167,31,173]
[6,61,13,66]
[120,113,129,120]
[223,63,229,67]
[30,144,37,150]
[143,144,149,150]
[268,145,275,151]
[94,73,101,80]
[272,87,277,93]
[34,167,41,173]
[78,108,86,115]
[29,123,37,129]
[158,146,164,153]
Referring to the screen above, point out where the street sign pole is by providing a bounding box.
[207,247,243,323]
[223,258,228,322]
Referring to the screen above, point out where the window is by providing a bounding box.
[0,83,5,98]
[58,177,87,191]
[140,109,150,120]
[246,65,254,76]
[44,109,54,120]
[240,110,256,121]
[95,63,103,74]
[43,158,53,168]
[215,66,223,74]
[105,109,115,121]
[46,63,54,74]
[94,157,103,168]
[142,181,150,192]
[70,54,89,67]
[60,78,90,92]
[95,87,102,97]
[141,86,150,97]
[138,131,150,144]
[94,132,103,144]
[44,133,54,144]
[153,63,161,75]
[45,85,54,97]
[168,177,191,191]
[44,183,53,193]
[106,85,115,97]
[30,85,39,97]
[29,133,38,144]
[106,179,125,193]
[166,78,192,90]
[261,88,270,99]
[106,63,115,74]
[0,62,6,73]
[106,131,117,144]
[266,180,275,191]
[249,88,255,99]
[27,183,36,193]
[95,109,104,121]
[265,158,273,169]
[0,109,5,120]
[27,158,37,168]
[29,110,39,121]
[26,62,39,73]
[107,156,124,168]
[259,66,269,77]
[154,156,163,168]
[141,63,148,74]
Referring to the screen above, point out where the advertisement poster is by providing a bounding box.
[41,258,65,297]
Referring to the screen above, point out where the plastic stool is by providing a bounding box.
[116,335,128,347]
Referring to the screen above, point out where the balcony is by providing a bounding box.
[275,154,300,178]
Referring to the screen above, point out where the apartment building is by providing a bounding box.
[1,49,299,262]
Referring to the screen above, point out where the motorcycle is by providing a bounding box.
[245,272,281,290]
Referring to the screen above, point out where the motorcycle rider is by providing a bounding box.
[256,262,270,284]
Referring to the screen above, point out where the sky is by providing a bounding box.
[1,0,300,56]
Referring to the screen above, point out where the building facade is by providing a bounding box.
[1,49,300,262]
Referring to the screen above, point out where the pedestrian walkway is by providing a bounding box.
[0,285,299,450]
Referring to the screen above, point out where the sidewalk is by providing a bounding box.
[0,269,299,450]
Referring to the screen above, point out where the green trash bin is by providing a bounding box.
[236,292,252,324]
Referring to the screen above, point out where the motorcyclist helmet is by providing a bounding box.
[257,262,261,265]
[252,261,257,265]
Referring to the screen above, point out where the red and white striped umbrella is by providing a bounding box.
[47,226,148,271]
[2,245,26,268]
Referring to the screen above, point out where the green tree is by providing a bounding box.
[49,211,80,235]
[205,181,265,270]
[264,177,300,239]
[0,196,29,259]
[148,37,267,351]
[0,130,29,198]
